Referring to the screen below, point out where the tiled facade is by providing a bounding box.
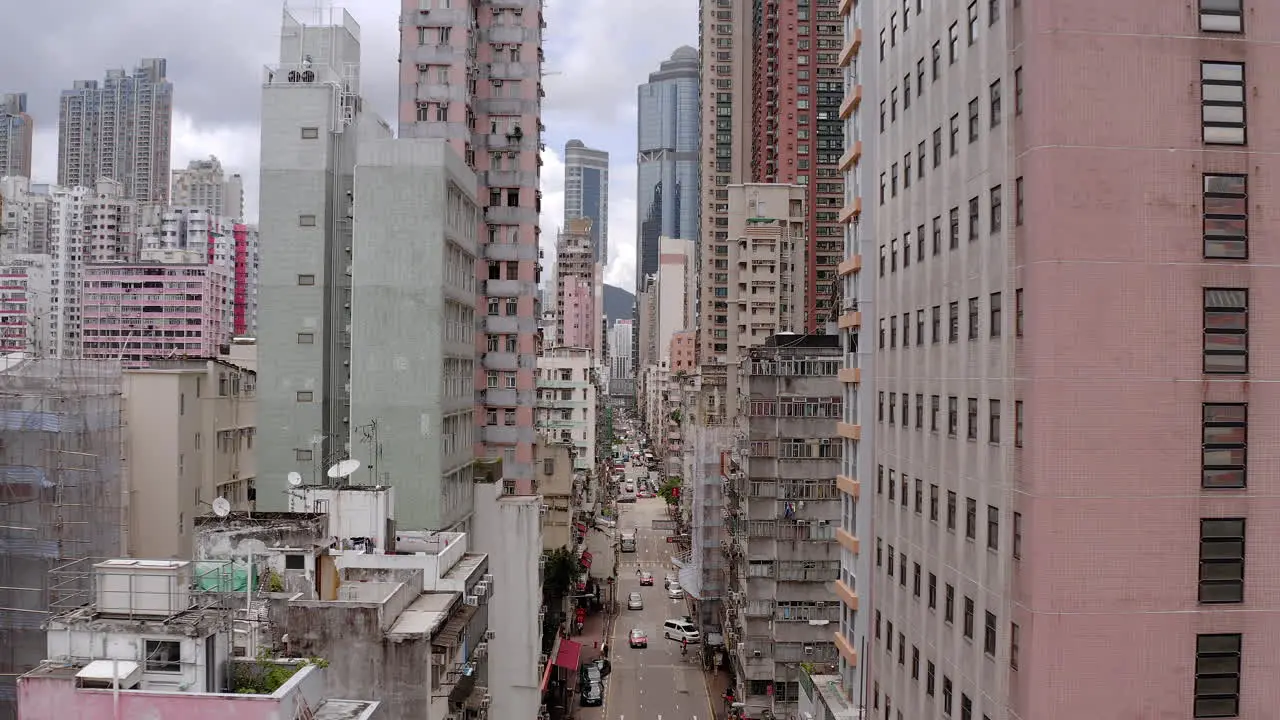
[751,0,845,329]
[867,1,1280,719]
[399,0,545,494]
[81,261,232,367]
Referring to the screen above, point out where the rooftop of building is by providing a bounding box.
[762,333,841,349]
[803,673,865,720]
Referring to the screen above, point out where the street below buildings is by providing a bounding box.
[587,467,715,720]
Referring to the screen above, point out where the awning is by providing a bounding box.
[553,638,582,670]
[540,636,560,692]
[580,551,593,569]
[574,522,588,533]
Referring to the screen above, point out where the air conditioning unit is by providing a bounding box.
[481,694,491,708]
[464,594,480,606]
[417,63,430,71]
[513,7,523,14]
[483,573,494,585]
[474,581,489,596]
[485,629,497,640]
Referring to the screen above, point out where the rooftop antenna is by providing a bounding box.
[326,458,362,486]
[356,419,384,485]
[211,497,232,518]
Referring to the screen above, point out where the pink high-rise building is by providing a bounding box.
[554,217,602,356]
[399,0,545,494]
[81,260,232,367]
[859,1,1280,719]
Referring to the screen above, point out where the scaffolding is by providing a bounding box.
[0,358,124,719]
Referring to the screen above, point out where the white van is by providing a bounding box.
[663,618,701,644]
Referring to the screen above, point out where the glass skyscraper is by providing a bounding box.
[635,46,700,293]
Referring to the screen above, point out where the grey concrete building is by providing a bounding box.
[348,138,480,531]
[722,334,844,719]
[57,59,172,204]
[563,139,609,264]
[0,93,33,179]
[256,8,391,508]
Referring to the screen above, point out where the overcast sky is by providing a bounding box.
[0,0,696,292]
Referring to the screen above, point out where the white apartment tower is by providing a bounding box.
[171,156,245,221]
[563,139,609,263]
[0,176,51,255]
[57,59,173,204]
[255,7,391,508]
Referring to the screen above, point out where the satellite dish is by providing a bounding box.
[211,497,232,518]
[287,471,304,487]
[326,458,362,480]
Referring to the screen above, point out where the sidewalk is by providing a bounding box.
[572,606,615,720]
[703,667,734,720]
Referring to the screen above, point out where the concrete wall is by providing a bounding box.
[349,138,479,531]
[472,482,542,720]
[123,371,199,559]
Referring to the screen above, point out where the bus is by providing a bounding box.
[620,529,637,553]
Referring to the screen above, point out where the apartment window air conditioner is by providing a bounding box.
[464,594,480,606]
[483,573,494,585]
[485,629,497,640]
[513,7,523,14]
[417,64,430,71]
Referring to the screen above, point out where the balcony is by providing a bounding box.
[411,44,460,66]
[484,243,539,262]
[837,141,862,171]
[483,388,519,407]
[835,527,860,554]
[837,311,862,330]
[837,367,861,383]
[484,205,529,225]
[838,29,862,68]
[482,425,519,445]
[482,351,518,371]
[838,85,862,119]
[487,25,530,44]
[537,378,581,389]
[538,396,586,408]
[486,170,532,188]
[833,630,858,666]
[832,577,859,610]
[838,198,862,224]
[836,255,862,277]
[488,61,534,80]
[836,475,861,498]
[484,315,518,334]
[835,422,861,440]
[484,279,526,297]
[416,82,460,103]
[482,98,534,116]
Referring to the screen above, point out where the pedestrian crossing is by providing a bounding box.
[625,560,674,569]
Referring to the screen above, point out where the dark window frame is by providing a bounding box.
[1202,402,1246,489]
[1203,174,1247,259]
[1199,517,1245,604]
[1201,61,1246,146]
[1194,633,1242,718]
[1203,288,1248,374]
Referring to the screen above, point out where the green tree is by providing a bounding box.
[658,476,683,506]
[542,547,584,599]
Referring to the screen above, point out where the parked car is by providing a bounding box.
[618,493,637,503]
[580,681,604,707]
[629,629,648,648]
[638,490,656,499]
[628,592,644,610]
[639,571,654,586]
[667,582,685,599]
[663,618,701,644]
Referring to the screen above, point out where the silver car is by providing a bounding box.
[628,592,644,610]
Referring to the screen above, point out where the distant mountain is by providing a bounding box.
[603,284,636,326]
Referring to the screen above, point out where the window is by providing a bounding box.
[1015,400,1024,447]
[987,505,1000,550]
[967,296,979,339]
[917,58,925,95]
[965,496,977,539]
[296,391,313,402]
[915,479,923,514]
[927,661,936,695]
[949,301,959,342]
[943,675,953,715]
[145,640,182,673]
[948,23,959,63]
[968,98,980,142]
[933,128,942,166]
[944,583,955,623]
[1011,622,1021,669]
[947,490,957,530]
[297,332,314,344]
[989,80,1002,128]
[918,142,927,179]
[1200,0,1243,33]
[1194,633,1242,718]
[990,292,1002,337]
[990,185,1002,232]
[931,394,940,431]
[1203,288,1248,374]
[966,398,978,440]
[300,126,320,139]
[931,41,941,79]
[1204,174,1247,259]
[1201,62,1246,145]
[912,646,920,678]
[947,396,958,436]
[989,0,1001,24]
[913,562,922,596]
[1014,66,1024,114]
[1015,288,1024,336]
[1012,512,1023,559]
[1199,518,1245,603]
[1203,403,1246,489]
[949,207,960,247]
[297,274,315,286]
[989,399,1001,443]
[963,596,975,638]
[1015,176,1024,225]
[967,1,979,43]
[962,694,973,720]
[295,448,313,462]
[928,572,937,607]
[930,484,939,521]
[904,76,911,110]
[949,115,959,155]
[299,214,317,227]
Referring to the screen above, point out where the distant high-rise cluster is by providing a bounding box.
[0,93,33,178]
